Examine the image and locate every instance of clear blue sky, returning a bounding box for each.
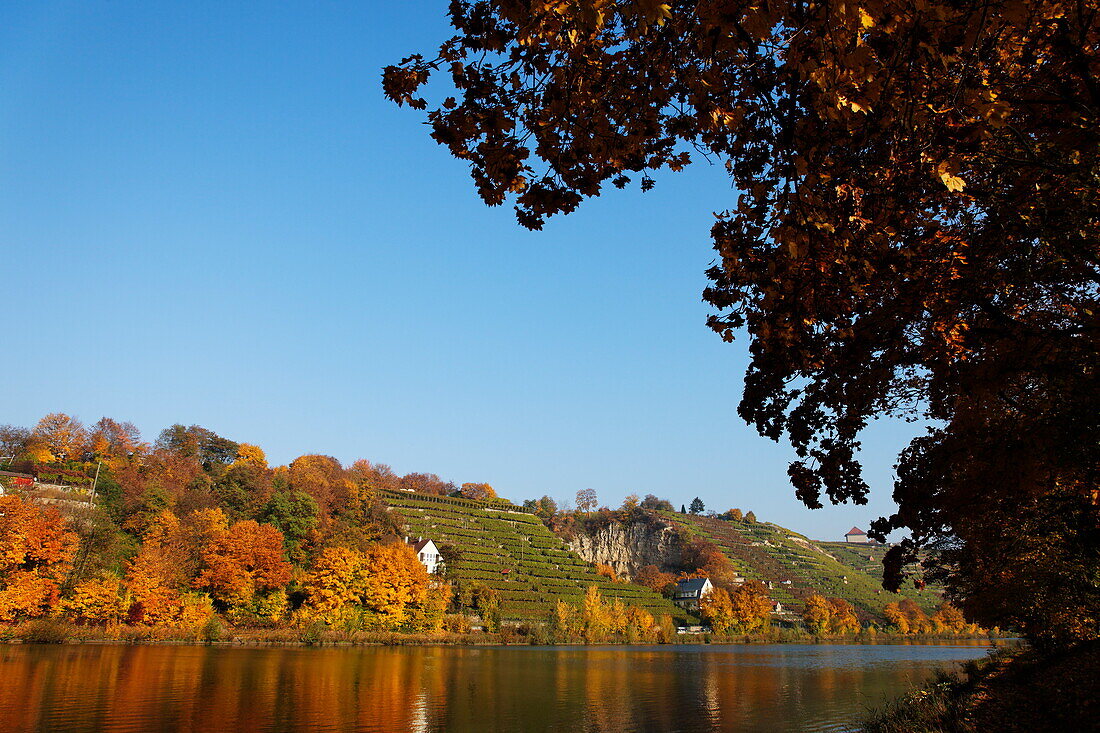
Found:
[2,1,920,540]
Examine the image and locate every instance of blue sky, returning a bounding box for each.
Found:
[2,1,920,540]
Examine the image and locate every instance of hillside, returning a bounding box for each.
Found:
[659,511,943,623]
[379,490,693,624]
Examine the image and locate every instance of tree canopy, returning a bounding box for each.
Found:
[385,0,1100,647]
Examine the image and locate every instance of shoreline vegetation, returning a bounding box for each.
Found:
[862,642,1099,732]
[2,617,1010,648]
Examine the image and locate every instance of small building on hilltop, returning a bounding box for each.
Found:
[672,577,713,611]
[844,527,869,544]
[406,537,443,574]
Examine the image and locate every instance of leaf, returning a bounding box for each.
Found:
[936,162,966,192]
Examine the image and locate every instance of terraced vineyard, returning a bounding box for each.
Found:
[381,490,692,623]
[661,512,943,623]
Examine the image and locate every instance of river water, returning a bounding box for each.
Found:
[0,642,994,732]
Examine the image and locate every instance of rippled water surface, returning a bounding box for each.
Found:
[0,642,995,732]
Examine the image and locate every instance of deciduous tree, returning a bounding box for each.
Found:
[0,496,78,621]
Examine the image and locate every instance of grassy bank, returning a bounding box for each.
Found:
[0,618,1006,648]
[861,641,1100,732]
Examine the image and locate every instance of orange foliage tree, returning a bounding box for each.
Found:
[194,519,291,621]
[633,565,676,595]
[728,580,772,633]
[63,576,126,625]
[124,511,212,628]
[0,496,78,622]
[288,455,356,520]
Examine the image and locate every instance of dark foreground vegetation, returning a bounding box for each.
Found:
[863,643,1100,732]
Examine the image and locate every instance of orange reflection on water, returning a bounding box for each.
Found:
[0,643,991,732]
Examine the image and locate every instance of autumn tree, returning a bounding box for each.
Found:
[359,542,430,626]
[298,546,366,625]
[640,495,673,512]
[124,511,212,627]
[288,455,356,520]
[401,472,451,496]
[826,597,861,634]
[0,424,30,459]
[728,580,772,633]
[700,587,736,634]
[63,576,126,625]
[581,584,611,642]
[932,601,967,634]
[883,602,911,635]
[522,495,558,517]
[387,0,1100,650]
[0,496,79,621]
[28,413,86,463]
[634,564,676,595]
[595,563,618,582]
[86,418,145,464]
[802,594,833,636]
[575,488,598,514]
[726,509,743,522]
[193,519,291,621]
[459,482,496,501]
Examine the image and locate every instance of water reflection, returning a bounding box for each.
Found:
[0,643,994,732]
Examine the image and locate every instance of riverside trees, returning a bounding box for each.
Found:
[385,0,1100,649]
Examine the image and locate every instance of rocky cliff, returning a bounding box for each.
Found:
[568,519,685,578]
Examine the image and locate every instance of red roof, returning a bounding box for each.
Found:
[408,538,432,552]
[845,527,866,536]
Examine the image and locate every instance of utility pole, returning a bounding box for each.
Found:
[89,460,102,502]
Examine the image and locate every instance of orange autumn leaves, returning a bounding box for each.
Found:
[699,581,772,635]
[0,498,430,630]
[0,496,78,621]
[297,543,430,626]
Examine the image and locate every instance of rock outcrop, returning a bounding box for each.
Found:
[567,519,685,578]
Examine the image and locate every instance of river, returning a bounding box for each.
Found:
[0,642,995,732]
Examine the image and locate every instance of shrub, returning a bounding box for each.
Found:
[21,617,73,644]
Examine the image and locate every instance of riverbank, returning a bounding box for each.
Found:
[861,641,1100,732]
[1,618,1009,647]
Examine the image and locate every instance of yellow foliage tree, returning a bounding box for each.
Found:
[729,580,772,633]
[64,576,126,625]
[932,601,967,633]
[700,587,736,634]
[802,594,832,635]
[582,585,611,642]
[883,602,911,634]
[358,542,429,626]
[826,597,861,634]
[298,547,365,625]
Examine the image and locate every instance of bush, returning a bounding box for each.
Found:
[202,615,227,643]
[21,618,73,644]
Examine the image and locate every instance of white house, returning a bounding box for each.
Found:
[406,537,443,574]
[844,527,869,544]
[672,577,714,611]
